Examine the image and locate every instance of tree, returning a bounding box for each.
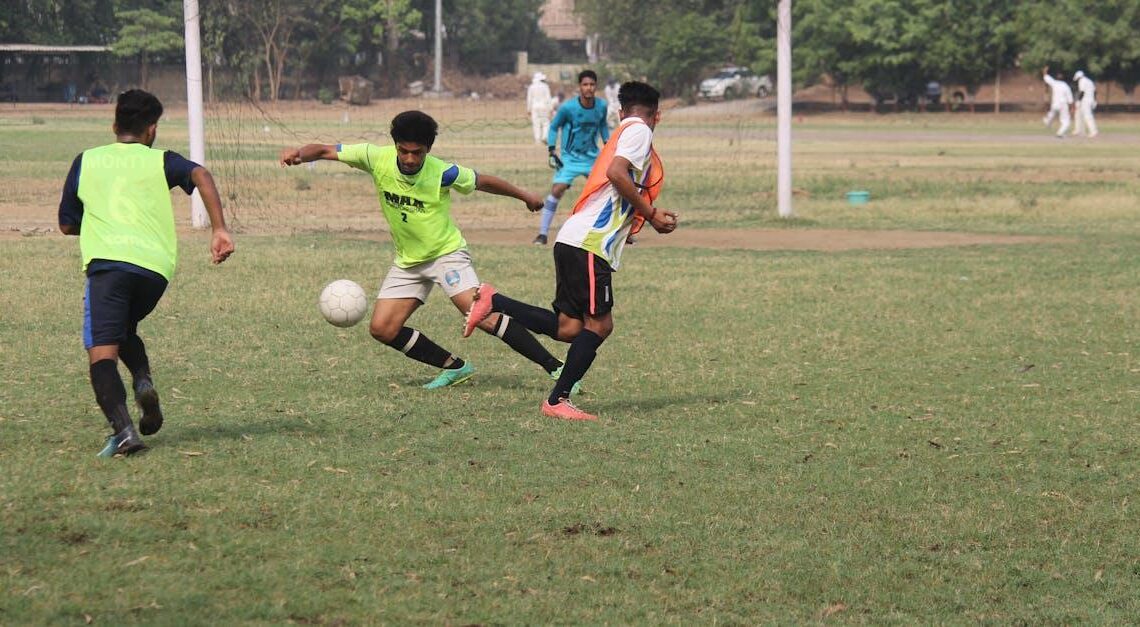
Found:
[112,7,183,89]
[648,13,727,97]
[343,0,422,96]
[441,0,546,75]
[1,0,118,44]
[1018,0,1140,106]
[794,0,862,108]
[923,0,1018,111]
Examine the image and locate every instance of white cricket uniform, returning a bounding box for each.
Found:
[1073,75,1098,137]
[1042,74,1074,136]
[526,80,553,144]
[555,118,653,270]
[604,83,620,129]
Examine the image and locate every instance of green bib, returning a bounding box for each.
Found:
[338,144,476,268]
[77,143,177,279]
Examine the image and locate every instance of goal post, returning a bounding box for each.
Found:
[184,0,208,228]
[777,0,794,218]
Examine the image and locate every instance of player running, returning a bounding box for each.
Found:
[532,69,610,246]
[58,89,236,457]
[465,82,678,421]
[280,111,574,390]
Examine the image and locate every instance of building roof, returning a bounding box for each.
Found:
[539,0,586,41]
[0,44,111,53]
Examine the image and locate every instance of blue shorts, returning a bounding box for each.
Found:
[552,156,594,186]
[83,267,167,349]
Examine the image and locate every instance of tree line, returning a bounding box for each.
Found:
[4,0,1139,102]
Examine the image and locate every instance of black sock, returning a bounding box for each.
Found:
[119,334,151,390]
[549,330,604,404]
[491,293,559,339]
[90,359,133,433]
[492,315,562,373]
[383,326,462,369]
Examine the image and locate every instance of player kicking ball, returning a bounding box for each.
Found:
[280,111,576,390]
[464,82,677,421]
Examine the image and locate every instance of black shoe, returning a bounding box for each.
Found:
[135,379,164,436]
[97,425,146,458]
[532,234,548,245]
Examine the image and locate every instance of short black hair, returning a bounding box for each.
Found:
[578,70,598,84]
[390,110,438,149]
[618,81,660,114]
[115,89,163,135]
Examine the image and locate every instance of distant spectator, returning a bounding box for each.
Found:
[1041,66,1074,138]
[604,78,620,128]
[925,81,942,107]
[526,72,553,144]
[1071,70,1098,138]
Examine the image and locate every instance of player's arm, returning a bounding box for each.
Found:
[279,144,338,166]
[58,154,83,235]
[475,174,544,212]
[166,151,234,264]
[606,156,676,234]
[190,166,235,264]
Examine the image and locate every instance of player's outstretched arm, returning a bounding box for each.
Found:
[606,156,677,234]
[475,174,544,212]
[190,166,235,264]
[279,144,338,167]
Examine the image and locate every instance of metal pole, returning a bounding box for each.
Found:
[184,0,208,227]
[433,0,442,93]
[776,0,794,218]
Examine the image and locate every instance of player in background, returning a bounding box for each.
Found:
[1071,70,1098,138]
[465,81,678,421]
[1042,66,1074,138]
[603,78,620,129]
[526,72,553,144]
[532,69,610,246]
[58,89,235,457]
[280,111,577,391]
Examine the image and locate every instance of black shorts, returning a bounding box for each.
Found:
[83,268,168,349]
[552,242,613,318]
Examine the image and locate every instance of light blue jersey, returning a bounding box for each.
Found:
[547,97,610,163]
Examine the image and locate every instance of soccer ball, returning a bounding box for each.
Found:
[318,279,368,328]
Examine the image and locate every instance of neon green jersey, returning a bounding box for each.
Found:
[337,143,476,268]
[77,143,177,279]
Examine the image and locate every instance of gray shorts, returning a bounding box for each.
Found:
[377,249,479,302]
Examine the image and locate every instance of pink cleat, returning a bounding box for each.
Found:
[541,398,598,421]
[463,283,497,338]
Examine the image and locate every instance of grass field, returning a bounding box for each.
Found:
[1,101,1138,623]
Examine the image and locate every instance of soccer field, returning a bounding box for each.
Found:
[1,102,1138,622]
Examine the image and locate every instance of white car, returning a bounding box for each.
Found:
[698,67,773,99]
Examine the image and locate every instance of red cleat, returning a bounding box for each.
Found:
[463,283,497,338]
[541,398,598,421]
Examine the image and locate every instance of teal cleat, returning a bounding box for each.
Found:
[550,365,583,396]
[423,362,476,389]
[96,426,146,458]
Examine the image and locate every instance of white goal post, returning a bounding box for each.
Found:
[184,0,208,228]
[777,0,794,218]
